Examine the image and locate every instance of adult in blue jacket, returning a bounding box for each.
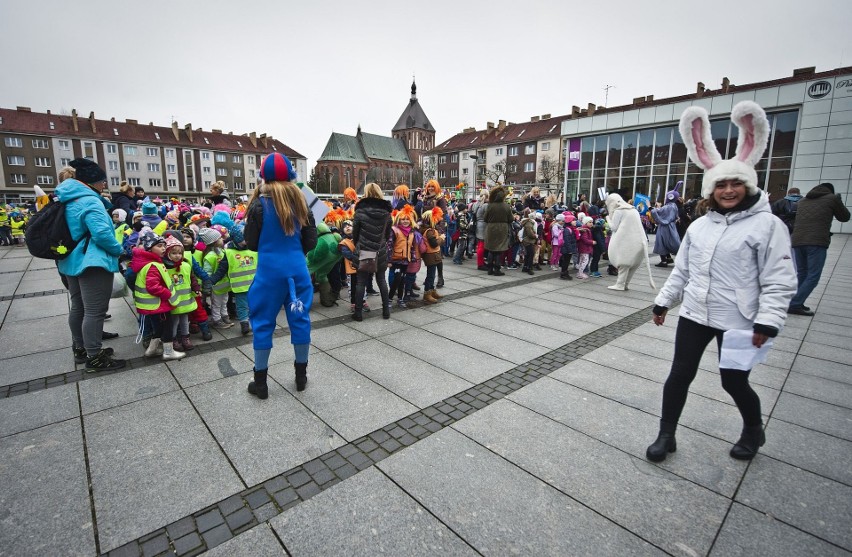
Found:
[56,159,125,372]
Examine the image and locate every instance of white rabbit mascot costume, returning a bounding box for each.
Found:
[605,193,655,291]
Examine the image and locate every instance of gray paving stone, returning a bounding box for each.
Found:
[14,276,65,294]
[0,314,73,358]
[452,294,500,310]
[0,346,75,386]
[814,300,852,317]
[204,523,285,557]
[309,323,371,350]
[797,341,852,367]
[453,400,729,556]
[386,306,449,326]
[344,315,414,337]
[763,418,852,485]
[507,377,748,497]
[381,328,516,384]
[1,248,31,258]
[0,257,29,272]
[453,309,574,348]
[736,456,852,550]
[420,318,549,364]
[0,419,95,556]
[791,354,852,385]
[0,300,9,324]
[481,301,597,336]
[525,294,632,324]
[79,363,178,415]
[802,329,852,350]
[772,392,852,442]
[783,372,852,409]
[712,502,848,556]
[167,347,254,389]
[378,428,663,556]
[85,391,244,552]
[0,383,78,437]
[186,373,345,485]
[267,352,416,441]
[801,319,852,339]
[422,300,480,318]
[25,258,59,270]
[5,293,68,321]
[272,467,476,556]
[22,268,66,282]
[235,342,318,369]
[812,312,852,328]
[327,339,473,408]
[479,288,527,303]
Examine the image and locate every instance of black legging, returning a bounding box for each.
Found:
[355,265,390,310]
[661,317,762,427]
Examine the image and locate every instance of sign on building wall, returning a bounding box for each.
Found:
[567,138,581,172]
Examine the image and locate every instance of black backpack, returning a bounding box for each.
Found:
[25,200,89,260]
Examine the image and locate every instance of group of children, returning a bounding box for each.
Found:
[119,206,257,361]
[0,206,28,246]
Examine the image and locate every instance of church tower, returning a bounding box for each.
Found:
[392,79,435,168]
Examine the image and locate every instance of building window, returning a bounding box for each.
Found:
[203,166,211,174]
[439,155,447,164]
[233,182,244,191]
[110,177,120,186]
[462,153,468,160]
[232,155,242,163]
[246,155,254,164]
[49,122,55,130]
[508,146,519,156]
[524,162,535,173]
[126,162,139,171]
[147,163,160,172]
[60,157,70,166]
[58,140,70,150]
[128,177,140,186]
[168,179,177,189]
[249,169,255,178]
[148,178,161,188]
[463,168,469,175]
[165,148,175,158]
[124,145,138,156]
[451,154,458,163]
[233,169,242,177]
[10,173,27,184]
[451,169,458,178]
[106,144,117,154]
[146,147,158,157]
[4,137,22,148]
[34,157,51,167]
[202,152,211,160]
[83,142,94,158]
[438,170,446,178]
[541,142,550,151]
[217,168,227,176]
[7,155,25,166]
[32,139,49,149]
[249,182,255,189]
[509,164,518,173]
[215,153,226,162]
[525,145,535,155]
[495,147,504,156]
[167,164,176,174]
[204,180,212,188]
[37,175,54,185]
[108,161,119,171]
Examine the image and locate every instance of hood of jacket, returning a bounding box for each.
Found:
[130,247,165,273]
[55,178,100,203]
[354,196,392,216]
[805,184,834,199]
[784,193,803,202]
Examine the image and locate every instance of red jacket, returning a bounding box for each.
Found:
[577,227,594,255]
[130,247,173,315]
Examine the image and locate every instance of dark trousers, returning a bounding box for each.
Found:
[661,317,762,427]
[521,244,535,271]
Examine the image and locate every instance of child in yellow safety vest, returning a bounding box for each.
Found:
[209,223,256,336]
[200,228,230,329]
[10,212,26,245]
[128,232,186,361]
[163,235,199,353]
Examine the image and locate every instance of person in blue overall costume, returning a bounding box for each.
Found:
[243,153,317,398]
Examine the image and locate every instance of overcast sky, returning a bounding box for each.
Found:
[1,0,850,173]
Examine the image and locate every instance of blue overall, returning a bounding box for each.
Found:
[248,198,313,349]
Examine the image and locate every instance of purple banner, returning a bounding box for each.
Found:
[567,138,581,172]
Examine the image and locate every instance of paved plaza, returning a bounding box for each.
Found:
[0,237,850,557]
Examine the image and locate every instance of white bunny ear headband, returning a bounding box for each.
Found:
[679,101,770,199]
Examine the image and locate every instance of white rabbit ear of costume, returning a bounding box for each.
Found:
[731,101,770,167]
[679,107,722,170]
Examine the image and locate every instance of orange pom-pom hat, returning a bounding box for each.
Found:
[393,204,417,225]
[343,187,358,202]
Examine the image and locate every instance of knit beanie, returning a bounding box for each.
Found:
[142,202,157,216]
[229,223,245,246]
[69,158,106,185]
[164,235,183,254]
[259,152,297,182]
[197,227,222,246]
[112,208,127,222]
[141,232,165,251]
[133,211,143,221]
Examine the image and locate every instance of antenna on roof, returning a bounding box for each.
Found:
[603,84,615,106]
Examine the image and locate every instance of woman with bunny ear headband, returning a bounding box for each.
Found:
[647,101,797,463]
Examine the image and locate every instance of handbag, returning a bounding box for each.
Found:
[358,250,377,273]
[422,250,442,266]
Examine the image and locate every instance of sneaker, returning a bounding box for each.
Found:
[86,349,126,372]
[240,321,253,335]
[222,316,233,325]
[101,331,119,340]
[74,346,113,364]
[366,290,380,296]
[362,302,371,312]
[590,272,603,278]
[211,320,233,329]
[397,300,407,308]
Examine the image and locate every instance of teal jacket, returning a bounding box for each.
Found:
[55,179,122,277]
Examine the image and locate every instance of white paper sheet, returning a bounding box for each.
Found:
[719,329,773,371]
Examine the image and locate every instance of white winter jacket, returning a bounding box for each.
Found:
[654,193,796,332]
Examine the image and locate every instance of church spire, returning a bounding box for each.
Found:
[411,77,417,101]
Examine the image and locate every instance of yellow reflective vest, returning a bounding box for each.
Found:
[205,250,230,295]
[133,262,178,312]
[224,248,257,293]
[166,260,198,315]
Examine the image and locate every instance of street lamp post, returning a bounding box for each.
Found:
[469,154,478,202]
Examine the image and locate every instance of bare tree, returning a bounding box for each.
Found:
[538,154,563,186]
[481,158,506,187]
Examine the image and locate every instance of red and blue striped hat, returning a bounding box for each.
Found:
[259,152,297,182]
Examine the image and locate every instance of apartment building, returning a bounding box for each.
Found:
[0,107,306,202]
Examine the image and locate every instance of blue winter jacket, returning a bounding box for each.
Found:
[54,179,122,277]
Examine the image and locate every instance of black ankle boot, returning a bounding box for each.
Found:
[248,368,268,399]
[382,303,391,319]
[352,306,363,322]
[294,362,308,392]
[646,421,677,462]
[730,424,765,460]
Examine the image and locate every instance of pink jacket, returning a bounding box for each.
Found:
[577,227,594,255]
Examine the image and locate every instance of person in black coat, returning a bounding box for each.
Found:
[352,182,393,319]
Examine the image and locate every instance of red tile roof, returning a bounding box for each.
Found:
[0,107,305,159]
[432,115,566,154]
